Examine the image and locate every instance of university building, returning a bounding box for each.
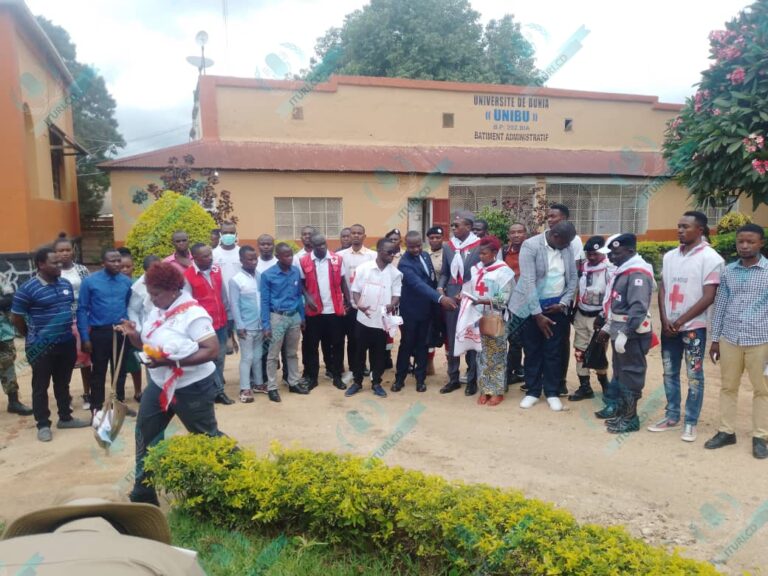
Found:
[0,0,85,286]
[105,73,767,248]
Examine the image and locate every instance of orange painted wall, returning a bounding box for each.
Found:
[0,8,80,254]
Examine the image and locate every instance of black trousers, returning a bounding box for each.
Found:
[343,308,361,371]
[303,314,344,380]
[130,373,223,503]
[611,333,652,398]
[396,317,430,384]
[353,322,387,386]
[89,326,127,411]
[521,311,568,398]
[30,339,76,429]
[559,321,571,386]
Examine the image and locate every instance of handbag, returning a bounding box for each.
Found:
[583,329,609,370]
[479,306,506,338]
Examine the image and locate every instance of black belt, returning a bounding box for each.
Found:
[91,324,116,330]
[577,308,601,318]
[273,310,298,317]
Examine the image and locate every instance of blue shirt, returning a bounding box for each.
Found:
[229,269,261,331]
[11,275,75,357]
[77,270,133,343]
[260,265,305,330]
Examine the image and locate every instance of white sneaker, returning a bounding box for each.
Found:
[681,424,697,442]
[547,397,564,412]
[519,395,539,409]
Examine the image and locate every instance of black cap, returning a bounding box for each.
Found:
[585,235,605,252]
[426,226,444,236]
[609,233,637,249]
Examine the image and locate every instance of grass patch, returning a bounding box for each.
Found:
[169,510,424,575]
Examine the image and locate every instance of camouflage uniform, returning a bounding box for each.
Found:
[1,271,19,396]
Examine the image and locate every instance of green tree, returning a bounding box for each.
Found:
[662,0,768,210]
[126,191,216,271]
[36,17,125,220]
[310,0,541,85]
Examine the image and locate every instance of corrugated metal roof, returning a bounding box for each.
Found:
[100,140,669,177]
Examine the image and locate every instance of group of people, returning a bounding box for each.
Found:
[2,204,767,505]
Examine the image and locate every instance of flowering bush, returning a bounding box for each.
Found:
[663,0,768,210]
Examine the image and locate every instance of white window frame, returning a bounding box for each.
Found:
[274,197,343,240]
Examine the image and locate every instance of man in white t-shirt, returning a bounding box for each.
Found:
[337,224,376,375]
[649,211,724,442]
[212,221,241,357]
[345,238,402,398]
[292,226,316,268]
[546,203,584,397]
[256,234,278,274]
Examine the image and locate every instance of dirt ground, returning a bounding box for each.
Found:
[1,302,766,574]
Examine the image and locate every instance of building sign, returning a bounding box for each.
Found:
[473,94,550,142]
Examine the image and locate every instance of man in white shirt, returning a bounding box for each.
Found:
[256,234,278,274]
[298,234,351,391]
[292,226,316,268]
[337,224,376,376]
[546,203,584,397]
[649,211,724,442]
[212,221,241,357]
[346,238,402,398]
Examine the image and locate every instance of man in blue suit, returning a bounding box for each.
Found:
[393,231,457,392]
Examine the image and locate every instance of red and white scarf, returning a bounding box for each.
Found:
[449,232,481,284]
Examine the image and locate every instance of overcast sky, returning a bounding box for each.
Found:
[26,0,752,158]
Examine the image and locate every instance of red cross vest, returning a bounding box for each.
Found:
[183,265,227,330]
[300,252,345,317]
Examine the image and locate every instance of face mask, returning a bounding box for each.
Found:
[220,233,237,246]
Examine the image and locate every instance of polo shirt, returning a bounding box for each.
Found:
[12,274,75,351]
[351,259,402,330]
[661,242,724,330]
[256,257,277,274]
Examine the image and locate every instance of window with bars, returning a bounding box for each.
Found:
[275,197,342,240]
[449,181,535,213]
[545,181,650,235]
[697,197,739,225]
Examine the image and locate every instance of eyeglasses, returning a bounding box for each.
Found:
[450,223,459,228]
[385,249,399,256]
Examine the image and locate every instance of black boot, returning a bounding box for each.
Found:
[607,396,640,434]
[597,374,609,395]
[568,375,594,401]
[7,392,33,416]
[464,380,477,396]
[594,374,616,418]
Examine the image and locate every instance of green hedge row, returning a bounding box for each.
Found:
[145,436,717,575]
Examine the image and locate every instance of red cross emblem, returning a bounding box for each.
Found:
[669,283,685,311]
[476,281,489,296]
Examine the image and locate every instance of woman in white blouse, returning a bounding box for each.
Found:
[116,261,224,506]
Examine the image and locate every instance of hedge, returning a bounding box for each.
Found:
[126,191,216,273]
[144,435,717,575]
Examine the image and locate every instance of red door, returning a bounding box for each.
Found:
[431,199,450,231]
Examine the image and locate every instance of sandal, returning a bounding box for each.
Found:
[488,395,504,406]
[477,394,490,405]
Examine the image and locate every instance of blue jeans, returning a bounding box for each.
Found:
[238,330,264,391]
[661,328,706,425]
[214,326,228,393]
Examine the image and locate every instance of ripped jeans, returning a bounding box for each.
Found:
[661,328,706,425]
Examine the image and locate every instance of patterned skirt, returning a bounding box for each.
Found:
[478,334,507,396]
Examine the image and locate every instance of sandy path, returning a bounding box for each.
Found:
[1,306,766,574]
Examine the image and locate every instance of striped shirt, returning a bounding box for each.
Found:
[11,274,75,352]
[711,256,768,346]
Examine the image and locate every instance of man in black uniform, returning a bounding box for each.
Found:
[597,234,655,434]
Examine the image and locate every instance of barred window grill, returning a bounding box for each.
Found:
[275,197,343,240]
[545,181,649,235]
[697,196,739,225]
[449,183,534,213]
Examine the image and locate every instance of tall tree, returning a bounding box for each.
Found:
[310,0,541,86]
[662,0,768,210]
[36,17,125,220]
